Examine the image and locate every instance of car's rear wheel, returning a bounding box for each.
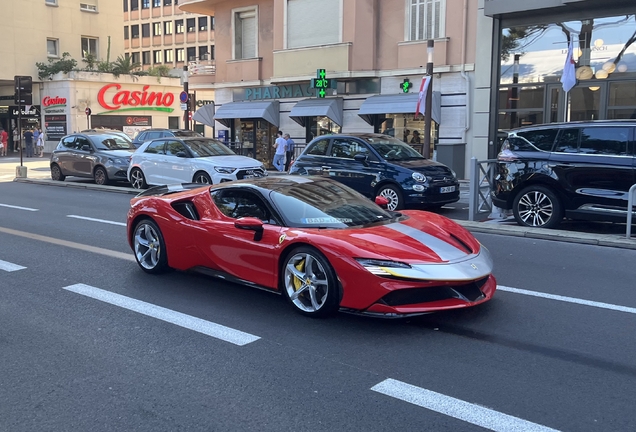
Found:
[133,219,169,274]
[94,166,109,185]
[51,164,65,181]
[282,246,340,317]
[513,185,563,229]
[377,184,403,211]
[130,168,148,189]
[193,171,212,185]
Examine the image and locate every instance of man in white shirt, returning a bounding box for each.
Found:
[273,131,287,172]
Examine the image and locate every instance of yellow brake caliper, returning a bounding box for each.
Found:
[293,259,305,291]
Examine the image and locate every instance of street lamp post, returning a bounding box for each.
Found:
[423,39,434,159]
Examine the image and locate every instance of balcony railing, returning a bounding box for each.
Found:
[188,59,216,76]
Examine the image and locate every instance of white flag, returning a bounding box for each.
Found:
[415,76,431,119]
[561,39,576,93]
[25,105,32,113]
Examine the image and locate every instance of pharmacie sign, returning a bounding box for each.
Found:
[234,83,317,101]
[97,84,175,113]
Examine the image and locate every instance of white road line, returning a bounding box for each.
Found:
[63,283,261,346]
[371,379,559,432]
[0,203,38,211]
[498,285,636,315]
[0,259,26,272]
[67,215,127,226]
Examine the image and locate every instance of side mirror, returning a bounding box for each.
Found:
[353,153,369,166]
[234,217,264,241]
[375,196,389,209]
[176,151,188,158]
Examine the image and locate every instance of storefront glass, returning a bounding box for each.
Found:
[379,113,437,157]
[234,119,277,166]
[306,116,341,141]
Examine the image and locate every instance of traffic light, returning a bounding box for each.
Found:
[14,76,33,105]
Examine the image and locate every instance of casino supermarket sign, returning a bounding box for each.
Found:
[97,84,175,113]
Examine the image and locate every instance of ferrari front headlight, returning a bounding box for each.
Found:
[355,258,411,276]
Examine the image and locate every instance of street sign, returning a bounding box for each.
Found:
[401,79,413,93]
[85,107,92,116]
[181,103,188,111]
[179,91,189,104]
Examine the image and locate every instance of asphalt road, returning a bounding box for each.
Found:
[1,181,636,431]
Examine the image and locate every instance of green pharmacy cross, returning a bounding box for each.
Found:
[311,69,337,98]
[401,79,412,93]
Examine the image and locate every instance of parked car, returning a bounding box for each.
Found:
[128,137,267,189]
[131,128,202,148]
[492,120,636,229]
[50,132,136,185]
[289,133,459,211]
[127,177,496,317]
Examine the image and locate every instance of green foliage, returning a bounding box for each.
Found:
[147,65,171,82]
[82,53,97,71]
[35,52,78,80]
[110,55,141,78]
[97,61,112,73]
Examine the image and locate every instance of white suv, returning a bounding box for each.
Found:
[128,137,267,189]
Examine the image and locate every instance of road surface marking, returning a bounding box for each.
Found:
[0,203,38,211]
[0,226,135,262]
[0,259,26,272]
[63,283,260,346]
[67,215,127,226]
[498,285,636,315]
[371,379,559,432]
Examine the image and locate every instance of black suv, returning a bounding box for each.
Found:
[493,121,636,229]
[132,129,202,148]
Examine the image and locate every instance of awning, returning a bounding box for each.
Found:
[289,97,344,127]
[358,92,441,125]
[213,100,280,128]
[192,103,216,127]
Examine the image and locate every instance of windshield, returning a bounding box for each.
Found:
[365,136,424,161]
[173,130,202,137]
[184,139,236,157]
[269,178,394,228]
[91,134,135,150]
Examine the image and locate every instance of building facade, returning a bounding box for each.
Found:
[179,0,478,177]
[475,0,636,158]
[0,0,125,147]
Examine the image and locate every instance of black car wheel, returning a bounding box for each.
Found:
[133,219,169,274]
[94,166,109,185]
[281,246,340,317]
[193,171,212,184]
[130,168,148,189]
[51,164,65,181]
[377,184,404,211]
[513,185,563,229]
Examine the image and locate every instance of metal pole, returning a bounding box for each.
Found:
[468,157,477,221]
[183,65,190,131]
[423,39,434,159]
[18,84,23,167]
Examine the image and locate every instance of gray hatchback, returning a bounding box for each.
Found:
[50,132,136,185]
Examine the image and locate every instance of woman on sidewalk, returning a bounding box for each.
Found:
[36,129,45,157]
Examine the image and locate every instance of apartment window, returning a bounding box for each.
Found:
[153,22,162,36]
[123,0,128,12]
[187,18,196,32]
[124,26,129,40]
[153,0,161,6]
[198,46,209,60]
[176,48,184,62]
[233,8,257,59]
[165,49,174,63]
[409,0,445,41]
[142,51,151,65]
[199,17,208,31]
[187,47,196,61]
[176,20,184,34]
[131,24,139,38]
[210,45,215,60]
[287,0,339,49]
[164,21,173,35]
[45,0,58,5]
[153,50,163,64]
[47,38,59,57]
[131,52,141,64]
[81,37,98,58]
[142,23,150,37]
[80,3,98,12]
[164,0,171,5]
[211,16,215,30]
[142,0,150,9]
[131,0,138,10]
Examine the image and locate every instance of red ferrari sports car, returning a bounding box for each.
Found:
[127,176,496,317]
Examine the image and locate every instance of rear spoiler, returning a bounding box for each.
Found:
[135,183,208,198]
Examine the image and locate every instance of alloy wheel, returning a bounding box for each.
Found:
[194,173,211,184]
[94,168,107,185]
[517,190,554,227]
[130,169,146,189]
[283,252,330,313]
[134,223,162,270]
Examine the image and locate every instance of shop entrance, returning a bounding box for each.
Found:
[546,83,605,123]
[377,113,437,157]
[305,116,341,142]
[233,119,277,167]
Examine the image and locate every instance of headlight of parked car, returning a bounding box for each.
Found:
[214,166,237,174]
[412,172,428,183]
[355,258,411,276]
[108,157,129,165]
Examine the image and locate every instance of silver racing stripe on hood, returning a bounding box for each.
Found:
[384,223,468,262]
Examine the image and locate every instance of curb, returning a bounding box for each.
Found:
[13,177,139,195]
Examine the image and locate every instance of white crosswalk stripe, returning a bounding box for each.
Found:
[0,259,27,272]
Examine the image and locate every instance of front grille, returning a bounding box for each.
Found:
[379,277,488,306]
[236,168,266,180]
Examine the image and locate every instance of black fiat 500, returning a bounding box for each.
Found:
[289,133,459,211]
[493,120,636,229]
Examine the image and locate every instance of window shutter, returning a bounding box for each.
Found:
[287,0,340,49]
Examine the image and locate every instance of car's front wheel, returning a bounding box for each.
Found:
[513,185,563,229]
[282,247,340,317]
[129,168,148,189]
[133,219,169,274]
[377,184,404,211]
[51,164,65,181]
[193,171,212,184]
[94,166,109,185]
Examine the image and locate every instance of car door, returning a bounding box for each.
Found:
[162,140,192,183]
[139,140,167,185]
[550,126,635,210]
[326,138,379,197]
[296,138,332,176]
[72,136,97,177]
[200,188,283,288]
[56,136,78,174]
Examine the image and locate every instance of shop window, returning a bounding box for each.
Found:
[124,26,129,40]
[176,48,184,62]
[287,0,340,49]
[81,36,98,58]
[142,51,151,65]
[153,50,162,64]
[165,49,174,63]
[153,22,162,36]
[308,117,341,142]
[409,0,445,41]
[199,17,208,31]
[131,0,138,10]
[233,7,257,59]
[164,21,173,35]
[142,23,150,38]
[187,18,196,32]
[176,19,184,34]
[47,38,59,57]
[608,81,636,120]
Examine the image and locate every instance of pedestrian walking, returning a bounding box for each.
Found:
[273,131,287,172]
[284,133,295,172]
[23,128,34,158]
[0,128,7,157]
[12,127,20,152]
[33,127,41,156]
[36,129,45,157]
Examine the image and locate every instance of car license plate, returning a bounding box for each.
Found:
[440,186,456,193]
